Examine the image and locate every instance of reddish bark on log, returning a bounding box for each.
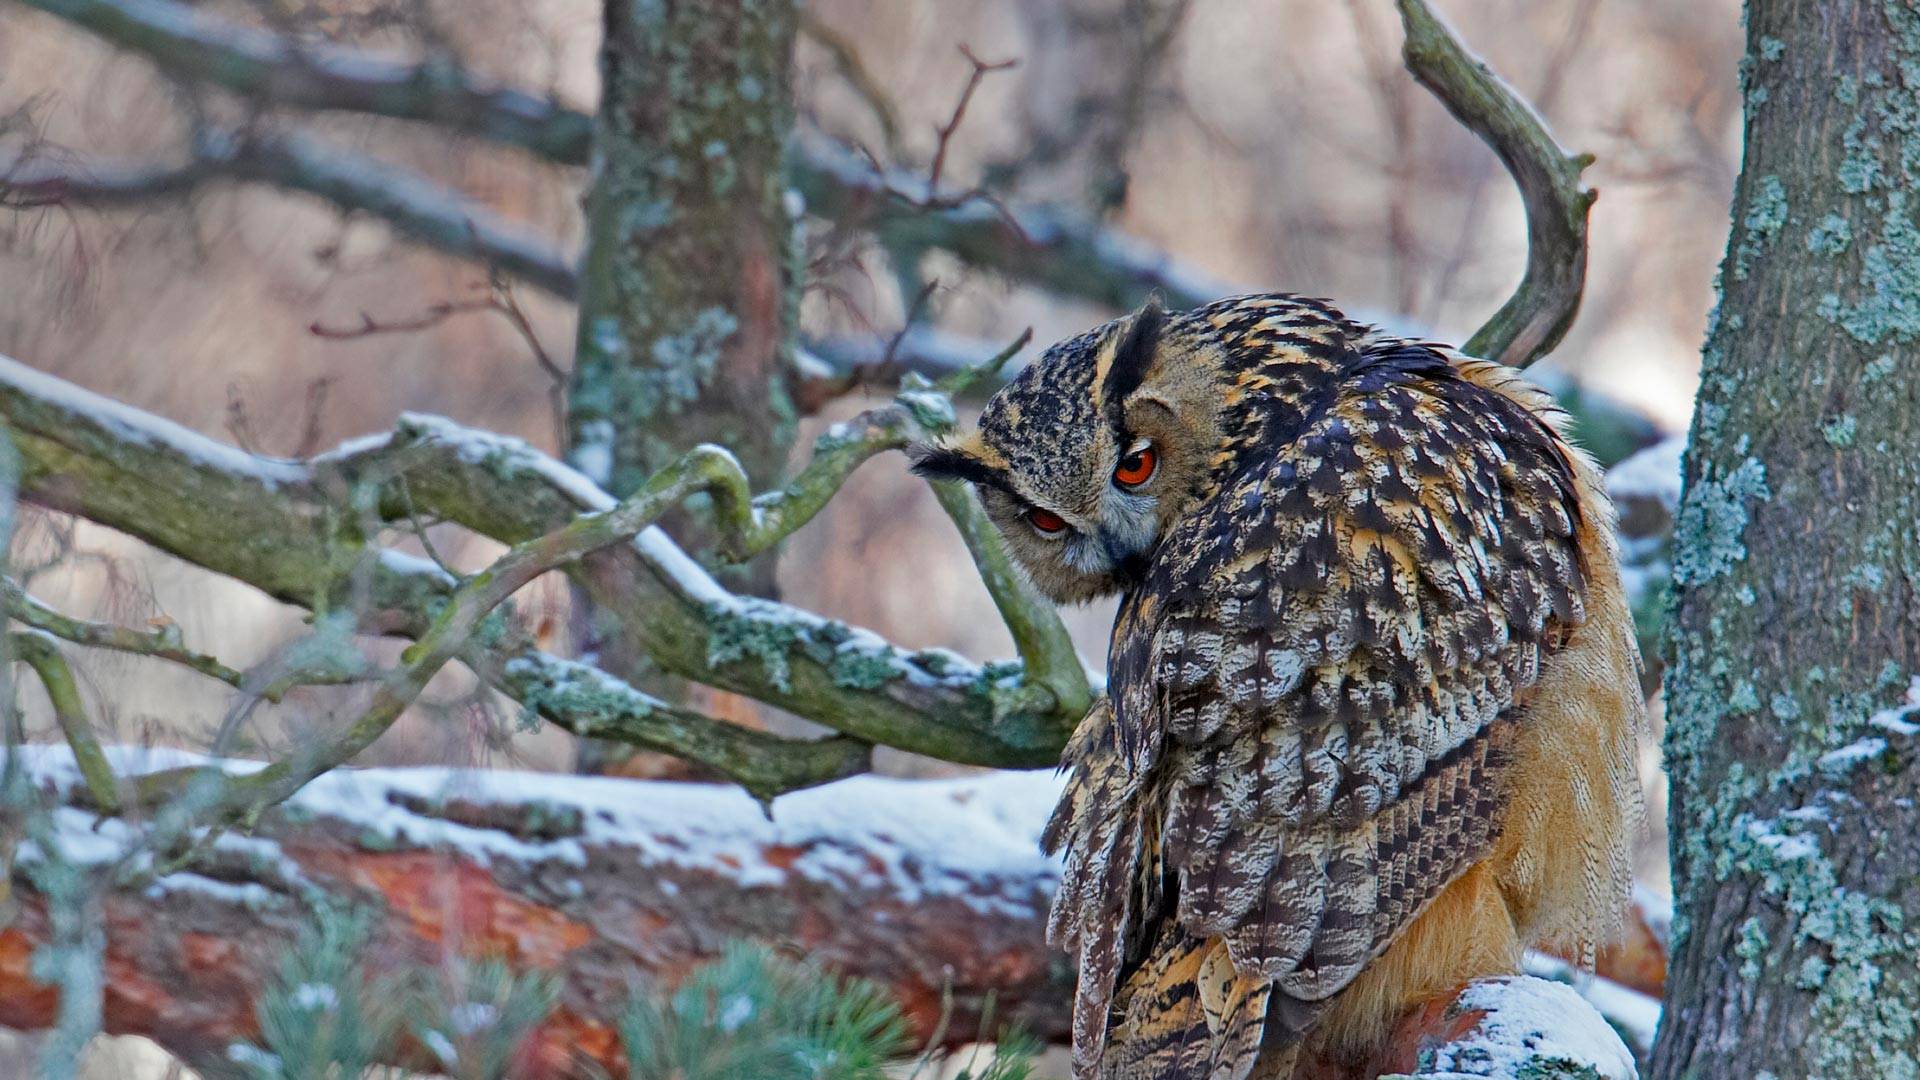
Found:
[0,747,1663,1076]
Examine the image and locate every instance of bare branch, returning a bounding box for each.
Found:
[1397,0,1596,369]
[797,325,1039,413]
[4,577,250,694]
[14,0,1241,315]
[129,436,885,821]
[312,279,570,440]
[15,0,593,163]
[3,129,580,297]
[926,46,1020,197]
[799,10,905,159]
[795,136,1234,313]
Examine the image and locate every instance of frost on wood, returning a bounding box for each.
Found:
[1383,976,1639,1080]
[0,745,1069,1074]
[2,744,1668,1076]
[0,353,1078,771]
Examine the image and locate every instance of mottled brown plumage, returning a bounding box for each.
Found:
[913,293,1643,1078]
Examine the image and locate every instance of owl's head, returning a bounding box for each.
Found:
[910,300,1231,604]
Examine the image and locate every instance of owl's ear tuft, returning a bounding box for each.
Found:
[1104,296,1167,419]
[908,442,1004,489]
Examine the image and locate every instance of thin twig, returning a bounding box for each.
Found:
[927,46,1019,196]
[4,128,580,298]
[5,580,239,692]
[311,278,568,439]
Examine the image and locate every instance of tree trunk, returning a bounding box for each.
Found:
[570,0,800,536]
[1651,3,1920,1076]
[568,1,803,774]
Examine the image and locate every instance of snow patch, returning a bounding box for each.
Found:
[4,744,1065,920]
[1418,975,1638,1079]
[0,355,309,487]
[1605,435,1686,513]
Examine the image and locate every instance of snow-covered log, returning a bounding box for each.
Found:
[0,746,1070,1074]
[1,746,1665,1076]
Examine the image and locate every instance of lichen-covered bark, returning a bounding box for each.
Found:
[566,1,803,772]
[1651,4,1920,1076]
[571,0,799,520]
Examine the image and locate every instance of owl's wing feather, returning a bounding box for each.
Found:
[1049,344,1590,1078]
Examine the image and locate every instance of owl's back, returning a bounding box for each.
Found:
[1044,311,1643,1078]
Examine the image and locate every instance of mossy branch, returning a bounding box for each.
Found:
[905,331,1095,726]
[128,442,879,820]
[9,631,119,811]
[0,353,1077,781]
[1397,0,1596,369]
[3,577,276,697]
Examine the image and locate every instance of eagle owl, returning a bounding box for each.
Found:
[912,294,1644,1078]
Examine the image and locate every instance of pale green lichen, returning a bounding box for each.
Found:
[1838,115,1885,194]
[1806,213,1853,255]
[1818,192,1920,343]
[504,653,656,739]
[1736,916,1769,981]
[702,602,970,697]
[1671,456,1772,586]
[704,602,808,692]
[1733,175,1789,280]
[1821,414,1859,447]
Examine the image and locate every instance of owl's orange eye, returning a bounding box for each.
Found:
[1113,443,1158,488]
[1026,507,1068,535]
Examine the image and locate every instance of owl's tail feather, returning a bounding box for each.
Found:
[1098,927,1277,1080]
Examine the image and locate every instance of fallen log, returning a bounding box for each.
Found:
[0,746,1665,1076]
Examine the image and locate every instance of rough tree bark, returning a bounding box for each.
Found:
[1651,3,1920,1076]
[567,0,804,775]
[571,0,799,559]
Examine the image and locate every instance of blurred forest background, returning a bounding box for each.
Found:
[0,0,1740,1072]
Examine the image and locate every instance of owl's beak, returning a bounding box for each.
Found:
[1096,525,1157,584]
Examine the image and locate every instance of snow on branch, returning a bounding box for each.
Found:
[0,353,1081,785]
[0,744,1069,1074]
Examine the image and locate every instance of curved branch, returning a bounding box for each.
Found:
[9,632,119,810]
[1397,0,1596,369]
[4,578,250,693]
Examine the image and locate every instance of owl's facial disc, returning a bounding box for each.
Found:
[907,299,1213,605]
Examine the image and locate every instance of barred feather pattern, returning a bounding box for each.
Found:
[1045,296,1594,1080]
